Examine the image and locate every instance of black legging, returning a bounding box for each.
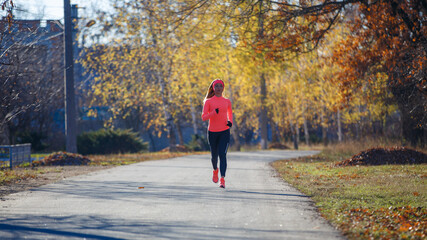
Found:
[208,129,230,177]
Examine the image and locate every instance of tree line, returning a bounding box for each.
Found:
[81,0,425,149]
[0,17,64,149]
[1,0,425,150]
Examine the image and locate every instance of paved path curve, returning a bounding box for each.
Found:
[0,150,344,239]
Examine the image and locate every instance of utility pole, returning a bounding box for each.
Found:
[258,0,268,150]
[64,0,77,153]
[71,4,81,113]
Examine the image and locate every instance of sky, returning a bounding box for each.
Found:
[13,0,110,21]
[11,0,112,45]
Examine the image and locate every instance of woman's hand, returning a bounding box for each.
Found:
[227,121,232,128]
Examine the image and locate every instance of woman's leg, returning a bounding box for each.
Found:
[218,129,230,177]
[208,131,219,170]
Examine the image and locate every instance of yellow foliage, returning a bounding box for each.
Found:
[79,0,398,143]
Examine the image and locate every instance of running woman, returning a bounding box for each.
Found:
[201,79,233,188]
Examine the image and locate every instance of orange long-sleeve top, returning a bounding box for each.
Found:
[202,95,233,132]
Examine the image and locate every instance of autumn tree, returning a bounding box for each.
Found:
[179,0,426,147]
[171,10,242,145]
[78,0,422,150]
[332,1,426,146]
[83,0,218,151]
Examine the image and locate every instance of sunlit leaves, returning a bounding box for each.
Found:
[79,0,424,146]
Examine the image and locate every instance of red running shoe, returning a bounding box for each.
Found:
[219,177,225,188]
[212,169,219,183]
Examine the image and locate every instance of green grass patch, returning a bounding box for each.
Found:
[272,156,427,239]
[31,153,50,161]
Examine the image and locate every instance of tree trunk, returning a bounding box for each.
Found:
[190,100,198,136]
[320,109,328,146]
[230,123,241,151]
[158,75,176,152]
[165,111,177,152]
[225,77,241,151]
[147,5,176,152]
[167,120,177,152]
[260,72,268,149]
[0,123,9,145]
[355,122,360,140]
[289,120,298,150]
[258,0,268,150]
[294,123,299,150]
[176,122,184,145]
[303,114,310,146]
[357,105,362,140]
[391,82,426,148]
[8,123,15,145]
[271,120,279,143]
[287,104,298,150]
[337,109,343,142]
[148,132,156,152]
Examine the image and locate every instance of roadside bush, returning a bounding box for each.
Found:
[15,131,48,152]
[186,134,209,151]
[77,129,148,155]
[268,142,290,149]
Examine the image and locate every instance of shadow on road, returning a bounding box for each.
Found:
[29,179,312,205]
[0,214,338,240]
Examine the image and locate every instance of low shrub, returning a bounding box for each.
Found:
[160,145,191,152]
[186,134,209,151]
[268,142,290,149]
[15,131,49,152]
[77,129,148,155]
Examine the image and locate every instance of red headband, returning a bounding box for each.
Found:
[212,79,224,88]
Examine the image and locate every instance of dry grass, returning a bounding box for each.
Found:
[88,151,206,166]
[321,138,426,158]
[0,167,59,185]
[1,151,203,186]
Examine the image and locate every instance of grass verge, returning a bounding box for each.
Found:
[1,151,203,185]
[88,152,205,166]
[271,149,426,239]
[0,169,38,185]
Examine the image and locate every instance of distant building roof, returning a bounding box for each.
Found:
[1,18,63,48]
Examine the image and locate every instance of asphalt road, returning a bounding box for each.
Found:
[0,150,344,240]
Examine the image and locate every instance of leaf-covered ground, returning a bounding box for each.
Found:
[272,149,427,240]
[32,152,91,166]
[341,206,426,239]
[336,147,427,166]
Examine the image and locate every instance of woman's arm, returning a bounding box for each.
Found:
[201,101,215,121]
